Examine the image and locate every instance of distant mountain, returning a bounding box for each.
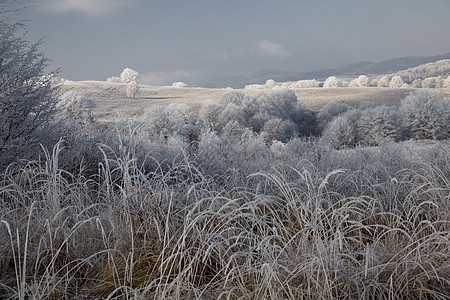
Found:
[207,52,450,88]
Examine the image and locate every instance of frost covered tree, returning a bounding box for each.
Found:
[357,106,402,145]
[142,104,203,144]
[377,76,390,88]
[120,68,139,83]
[389,75,404,88]
[399,90,449,140]
[349,75,369,88]
[317,101,352,133]
[126,81,139,98]
[321,110,360,149]
[262,118,297,142]
[323,76,342,88]
[0,2,58,166]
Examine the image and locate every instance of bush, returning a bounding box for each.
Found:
[349,75,369,87]
[377,76,390,87]
[0,2,58,167]
[389,75,404,88]
[399,90,449,140]
[317,101,352,133]
[142,104,203,143]
[172,82,187,88]
[262,118,297,142]
[321,110,360,149]
[323,76,342,88]
[357,105,403,145]
[58,91,94,119]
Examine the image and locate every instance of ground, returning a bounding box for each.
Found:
[60,80,450,121]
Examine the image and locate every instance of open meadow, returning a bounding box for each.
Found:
[1,80,449,299]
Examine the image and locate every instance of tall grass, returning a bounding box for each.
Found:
[0,139,449,299]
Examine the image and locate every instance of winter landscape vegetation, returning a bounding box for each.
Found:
[1,0,450,299]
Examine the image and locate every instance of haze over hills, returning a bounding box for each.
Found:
[207,52,450,88]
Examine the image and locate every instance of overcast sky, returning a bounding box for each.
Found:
[20,0,450,86]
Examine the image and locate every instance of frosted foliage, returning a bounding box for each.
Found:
[0,5,57,166]
[199,100,225,127]
[289,79,320,88]
[317,101,351,131]
[198,122,268,173]
[126,81,139,98]
[265,79,276,89]
[389,75,404,88]
[377,76,390,87]
[263,118,297,142]
[107,76,121,83]
[323,76,342,88]
[357,106,402,145]
[142,104,203,142]
[172,82,187,88]
[321,111,359,149]
[58,91,93,118]
[399,90,449,140]
[444,76,450,88]
[120,68,139,83]
[349,75,369,87]
[411,79,423,88]
[218,104,248,129]
[422,77,444,89]
[394,59,450,83]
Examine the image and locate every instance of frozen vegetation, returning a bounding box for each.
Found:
[1,2,450,299]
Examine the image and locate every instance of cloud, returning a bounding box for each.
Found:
[204,40,289,61]
[141,70,202,86]
[39,0,133,16]
[257,40,289,58]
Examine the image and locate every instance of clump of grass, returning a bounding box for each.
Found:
[0,139,449,299]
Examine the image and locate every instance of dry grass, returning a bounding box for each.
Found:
[0,140,449,299]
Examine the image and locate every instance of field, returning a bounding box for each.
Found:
[60,81,450,120]
[1,83,449,299]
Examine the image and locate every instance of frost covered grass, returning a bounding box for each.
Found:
[0,136,449,299]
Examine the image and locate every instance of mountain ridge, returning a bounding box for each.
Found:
[206,52,450,88]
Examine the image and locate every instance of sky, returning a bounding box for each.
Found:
[17,0,450,86]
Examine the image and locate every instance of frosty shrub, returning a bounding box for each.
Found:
[126,81,139,98]
[289,79,320,88]
[263,118,297,142]
[58,91,93,119]
[244,84,265,90]
[258,89,316,136]
[199,100,225,128]
[422,76,444,89]
[217,104,248,129]
[349,75,369,87]
[357,105,402,145]
[172,81,187,88]
[443,76,450,88]
[317,101,352,133]
[410,79,423,88]
[321,110,360,149]
[399,90,450,140]
[377,76,390,87]
[389,75,404,88]
[142,103,203,143]
[323,76,342,88]
[0,3,58,167]
[265,79,276,89]
[106,76,121,83]
[120,68,139,83]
